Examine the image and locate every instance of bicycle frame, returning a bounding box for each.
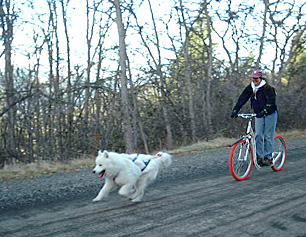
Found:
[232,114,262,170]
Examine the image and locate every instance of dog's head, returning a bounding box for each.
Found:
[92,150,110,179]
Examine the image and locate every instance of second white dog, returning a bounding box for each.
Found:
[126,151,172,202]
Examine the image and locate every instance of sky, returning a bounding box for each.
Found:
[10,0,189,81]
[3,0,306,82]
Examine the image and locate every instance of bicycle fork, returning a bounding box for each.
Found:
[272,151,282,164]
[250,133,262,169]
[237,140,251,162]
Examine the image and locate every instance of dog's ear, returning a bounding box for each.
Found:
[103,150,109,158]
[98,150,102,156]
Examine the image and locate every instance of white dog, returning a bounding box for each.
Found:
[92,150,172,202]
[92,150,141,202]
[125,151,172,202]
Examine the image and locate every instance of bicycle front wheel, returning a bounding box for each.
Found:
[271,135,287,171]
[229,140,253,181]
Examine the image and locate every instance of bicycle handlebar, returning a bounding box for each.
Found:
[237,113,257,119]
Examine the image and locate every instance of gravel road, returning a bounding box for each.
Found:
[1,136,306,236]
[0,143,228,213]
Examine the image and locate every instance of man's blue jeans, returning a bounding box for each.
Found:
[255,111,278,159]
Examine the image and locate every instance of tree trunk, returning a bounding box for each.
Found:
[179,0,197,143]
[113,0,134,153]
[183,37,197,143]
[1,0,16,160]
[51,1,64,160]
[256,0,268,68]
[203,0,213,137]
[61,0,73,158]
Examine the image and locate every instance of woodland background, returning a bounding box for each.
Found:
[0,0,306,167]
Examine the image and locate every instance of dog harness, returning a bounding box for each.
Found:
[132,156,151,172]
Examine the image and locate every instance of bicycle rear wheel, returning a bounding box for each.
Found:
[229,140,253,181]
[271,135,287,171]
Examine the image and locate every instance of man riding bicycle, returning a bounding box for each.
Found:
[231,70,278,166]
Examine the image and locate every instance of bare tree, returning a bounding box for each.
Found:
[256,0,268,68]
[113,0,134,153]
[92,4,113,152]
[266,0,306,84]
[178,0,197,143]
[201,0,213,136]
[131,0,174,148]
[0,0,17,160]
[60,0,73,157]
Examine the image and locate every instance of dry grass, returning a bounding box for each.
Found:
[167,137,236,155]
[1,130,305,181]
[0,157,94,181]
[276,129,306,139]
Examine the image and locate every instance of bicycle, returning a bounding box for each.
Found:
[228,113,287,181]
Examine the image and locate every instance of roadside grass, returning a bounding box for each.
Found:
[0,156,94,181]
[0,130,305,181]
[276,129,306,139]
[167,137,236,155]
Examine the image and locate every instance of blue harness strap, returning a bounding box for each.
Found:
[141,160,151,172]
[132,155,151,172]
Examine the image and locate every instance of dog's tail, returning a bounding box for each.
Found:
[153,152,172,169]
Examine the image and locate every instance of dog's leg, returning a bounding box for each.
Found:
[131,173,157,202]
[92,179,116,202]
[130,176,149,202]
[130,181,145,202]
[118,184,135,198]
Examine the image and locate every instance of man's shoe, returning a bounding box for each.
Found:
[262,157,273,166]
[257,157,263,166]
